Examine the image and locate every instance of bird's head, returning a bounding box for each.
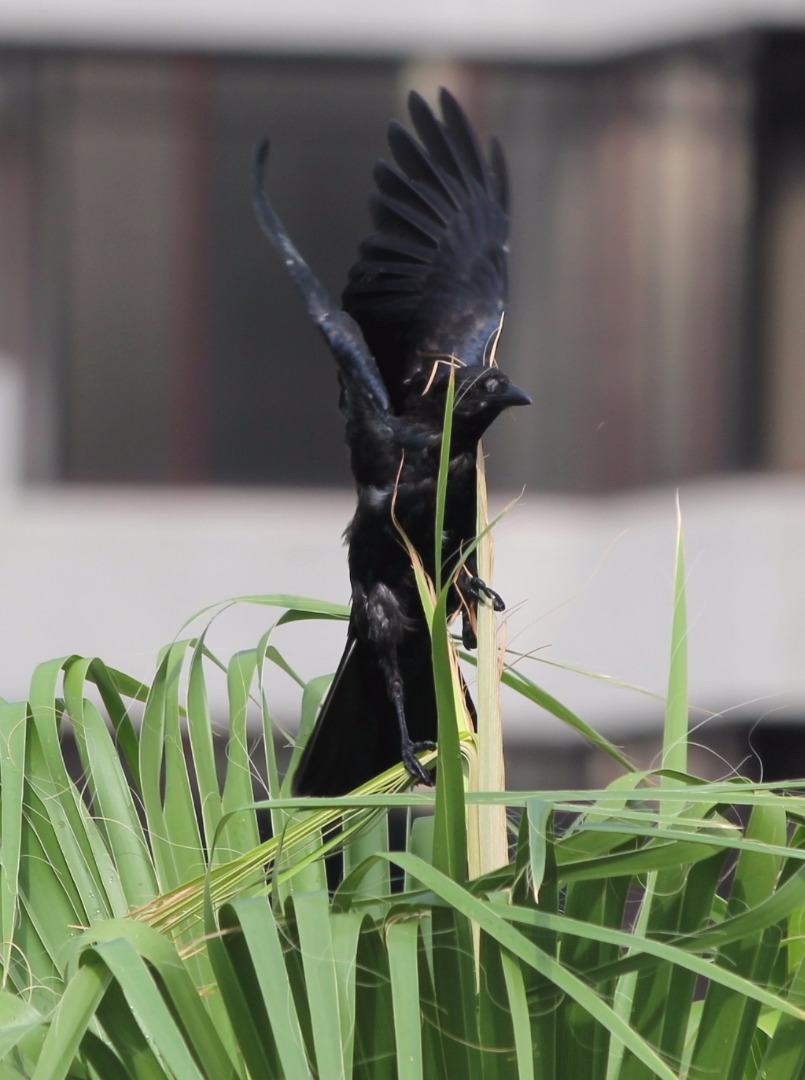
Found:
[406,359,531,449]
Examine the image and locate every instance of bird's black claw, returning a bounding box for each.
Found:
[466,575,505,612]
[402,740,436,786]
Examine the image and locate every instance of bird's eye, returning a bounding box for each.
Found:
[484,375,503,393]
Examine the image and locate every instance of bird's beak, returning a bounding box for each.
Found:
[502,381,532,408]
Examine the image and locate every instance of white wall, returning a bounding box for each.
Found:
[2,475,804,746]
[2,0,805,57]
[0,358,22,492]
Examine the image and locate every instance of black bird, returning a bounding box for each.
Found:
[253,89,529,795]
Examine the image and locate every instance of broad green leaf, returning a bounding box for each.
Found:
[139,640,202,889]
[662,498,688,780]
[756,939,805,1078]
[220,649,261,858]
[62,661,155,908]
[390,851,687,1080]
[526,798,553,898]
[342,812,390,906]
[186,632,224,855]
[31,962,109,1080]
[352,923,396,1080]
[477,928,517,1080]
[27,658,119,925]
[292,890,349,1080]
[431,903,481,1079]
[74,919,237,1076]
[217,898,309,1078]
[500,949,536,1080]
[689,804,787,1080]
[0,991,43,1060]
[387,920,423,1080]
[0,702,27,977]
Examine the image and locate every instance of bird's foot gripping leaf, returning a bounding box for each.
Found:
[401,739,437,787]
[465,575,505,612]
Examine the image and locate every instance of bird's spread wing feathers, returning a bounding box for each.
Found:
[342,88,510,408]
[252,140,391,416]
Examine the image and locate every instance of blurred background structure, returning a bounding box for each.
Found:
[2,1,805,788]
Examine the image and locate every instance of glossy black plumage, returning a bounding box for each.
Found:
[253,89,529,795]
[291,365,530,795]
[342,90,510,413]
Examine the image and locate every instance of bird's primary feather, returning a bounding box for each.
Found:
[252,139,391,417]
[342,88,510,411]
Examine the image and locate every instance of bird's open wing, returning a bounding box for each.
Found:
[253,140,391,417]
[342,88,509,410]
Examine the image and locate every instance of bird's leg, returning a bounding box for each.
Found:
[381,646,435,787]
[362,582,436,785]
[462,611,477,650]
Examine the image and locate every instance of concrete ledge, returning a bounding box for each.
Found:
[2,476,803,746]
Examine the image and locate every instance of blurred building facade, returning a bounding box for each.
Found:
[2,15,805,786]
[3,40,803,490]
